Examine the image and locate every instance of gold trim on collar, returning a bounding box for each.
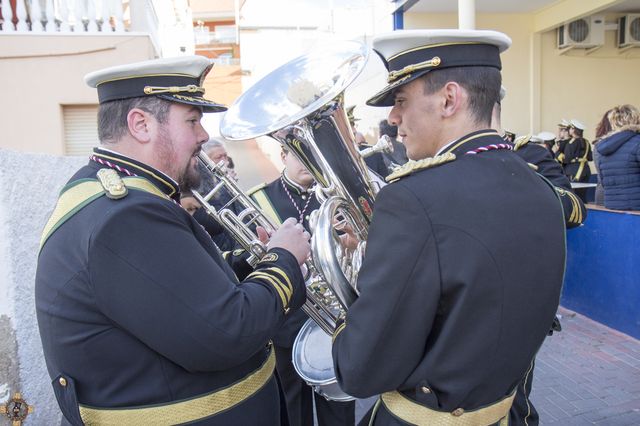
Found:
[144,84,205,95]
[93,152,178,197]
[387,56,441,83]
[388,42,481,62]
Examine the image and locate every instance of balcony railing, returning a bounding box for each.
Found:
[1,0,125,33]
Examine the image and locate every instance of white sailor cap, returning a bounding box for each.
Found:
[84,56,226,113]
[536,131,556,141]
[569,119,585,130]
[558,119,570,128]
[366,29,512,107]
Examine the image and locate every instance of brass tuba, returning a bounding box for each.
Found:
[220,41,377,313]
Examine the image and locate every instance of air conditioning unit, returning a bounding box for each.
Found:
[618,14,640,48]
[557,15,605,49]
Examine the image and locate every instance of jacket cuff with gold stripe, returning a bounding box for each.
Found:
[244,248,305,314]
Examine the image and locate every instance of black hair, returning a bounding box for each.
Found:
[422,66,501,126]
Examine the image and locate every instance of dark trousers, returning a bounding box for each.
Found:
[509,360,539,426]
[275,345,355,426]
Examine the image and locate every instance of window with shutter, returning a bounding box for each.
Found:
[63,105,99,156]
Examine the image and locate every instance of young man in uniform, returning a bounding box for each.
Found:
[553,119,571,163]
[331,30,566,425]
[562,119,592,183]
[249,148,355,426]
[36,56,311,425]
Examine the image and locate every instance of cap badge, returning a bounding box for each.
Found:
[143,84,205,95]
[387,56,441,83]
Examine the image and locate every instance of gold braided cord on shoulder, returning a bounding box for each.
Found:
[380,389,515,426]
[79,348,275,425]
[513,134,531,151]
[386,153,456,182]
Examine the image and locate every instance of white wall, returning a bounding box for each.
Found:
[0,149,86,423]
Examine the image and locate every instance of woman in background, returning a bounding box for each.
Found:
[596,104,640,211]
[592,110,613,206]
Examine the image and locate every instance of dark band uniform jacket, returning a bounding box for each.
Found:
[35,56,306,426]
[559,137,592,182]
[332,29,566,424]
[513,135,586,228]
[332,131,566,424]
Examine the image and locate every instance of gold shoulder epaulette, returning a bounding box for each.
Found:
[246,182,267,196]
[97,168,127,199]
[385,152,456,182]
[513,134,531,151]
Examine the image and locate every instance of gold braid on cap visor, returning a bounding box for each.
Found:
[387,56,441,83]
[143,84,205,95]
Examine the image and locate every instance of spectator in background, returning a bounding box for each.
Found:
[593,110,614,206]
[180,190,201,215]
[554,119,571,162]
[536,131,557,156]
[347,105,389,178]
[503,129,516,143]
[378,119,408,171]
[193,138,243,250]
[595,104,640,211]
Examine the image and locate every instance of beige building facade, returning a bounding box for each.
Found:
[0,0,195,155]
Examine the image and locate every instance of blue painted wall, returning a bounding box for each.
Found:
[562,208,640,339]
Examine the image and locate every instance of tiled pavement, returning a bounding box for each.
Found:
[354,306,640,425]
[531,307,640,425]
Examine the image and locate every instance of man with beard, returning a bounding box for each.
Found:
[331,30,566,425]
[35,56,311,426]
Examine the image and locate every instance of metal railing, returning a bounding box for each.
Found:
[1,0,126,33]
